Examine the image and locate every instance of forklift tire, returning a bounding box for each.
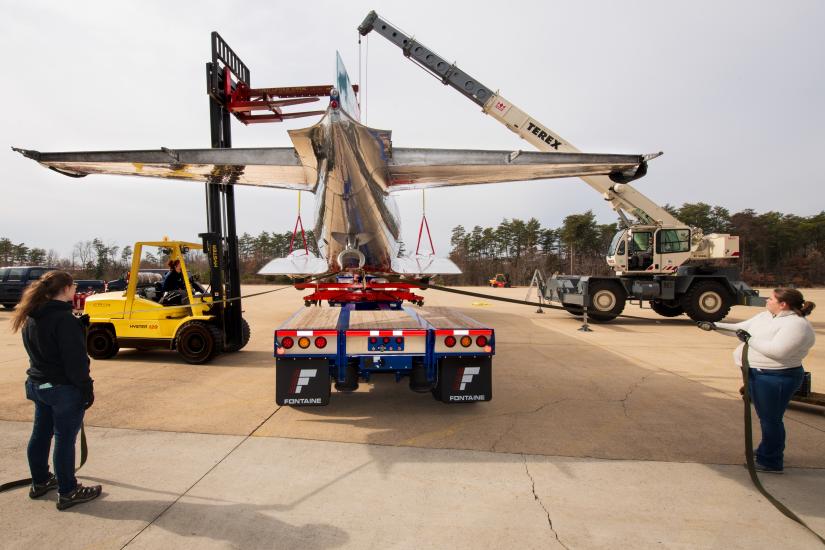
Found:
[225,318,251,352]
[682,280,732,322]
[176,321,220,364]
[650,300,684,318]
[586,281,626,322]
[87,326,119,360]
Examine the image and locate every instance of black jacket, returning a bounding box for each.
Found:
[162,270,185,293]
[23,300,92,396]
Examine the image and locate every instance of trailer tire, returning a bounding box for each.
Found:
[682,280,732,322]
[87,325,119,360]
[225,317,251,352]
[650,300,684,318]
[586,281,626,322]
[176,321,219,364]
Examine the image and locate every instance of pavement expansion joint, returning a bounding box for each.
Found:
[119,406,281,549]
[522,453,570,550]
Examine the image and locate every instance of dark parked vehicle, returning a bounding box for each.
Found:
[0,266,56,309]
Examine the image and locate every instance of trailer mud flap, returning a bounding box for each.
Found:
[276,358,331,406]
[435,357,492,403]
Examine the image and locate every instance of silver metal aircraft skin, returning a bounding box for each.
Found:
[13,57,655,277]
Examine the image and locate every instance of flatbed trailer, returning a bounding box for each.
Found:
[274,306,495,406]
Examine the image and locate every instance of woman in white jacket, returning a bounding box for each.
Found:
[705,288,816,473]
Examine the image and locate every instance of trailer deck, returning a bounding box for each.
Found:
[274,305,495,405]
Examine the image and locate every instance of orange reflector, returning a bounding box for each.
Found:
[483,345,492,353]
[298,337,311,349]
[460,336,472,347]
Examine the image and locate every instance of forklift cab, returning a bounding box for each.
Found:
[607,226,693,274]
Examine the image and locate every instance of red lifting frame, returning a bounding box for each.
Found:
[294,282,425,306]
[223,70,358,125]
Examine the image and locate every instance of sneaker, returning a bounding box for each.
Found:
[753,462,784,474]
[56,483,102,510]
[29,473,58,499]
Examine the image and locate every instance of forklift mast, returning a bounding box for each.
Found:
[202,32,246,351]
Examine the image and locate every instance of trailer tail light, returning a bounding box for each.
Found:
[298,337,311,349]
[433,329,493,354]
[281,336,294,349]
[314,336,327,349]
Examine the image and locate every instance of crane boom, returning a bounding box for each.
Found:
[358,11,680,227]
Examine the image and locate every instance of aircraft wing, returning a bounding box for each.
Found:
[386,149,658,191]
[12,147,313,190]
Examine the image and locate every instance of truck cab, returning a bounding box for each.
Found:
[607,226,692,275]
[0,266,55,309]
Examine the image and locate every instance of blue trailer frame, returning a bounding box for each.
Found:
[274,304,495,405]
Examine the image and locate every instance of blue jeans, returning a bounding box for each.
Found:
[25,380,85,494]
[748,367,805,470]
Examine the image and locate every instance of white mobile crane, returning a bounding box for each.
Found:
[359,11,765,322]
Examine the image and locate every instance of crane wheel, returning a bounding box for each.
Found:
[650,300,684,318]
[87,325,120,359]
[225,317,251,352]
[563,305,584,317]
[682,280,732,322]
[586,281,626,322]
[176,321,220,364]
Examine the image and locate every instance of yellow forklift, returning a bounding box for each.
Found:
[83,240,250,364]
[82,36,263,364]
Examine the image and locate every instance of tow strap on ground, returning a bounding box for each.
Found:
[0,423,87,493]
[408,281,657,322]
[740,344,825,544]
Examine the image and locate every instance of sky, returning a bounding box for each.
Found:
[1,1,823,260]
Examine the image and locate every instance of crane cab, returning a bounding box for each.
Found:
[607,226,693,275]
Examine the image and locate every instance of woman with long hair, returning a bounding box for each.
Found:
[10,271,102,509]
[704,288,816,473]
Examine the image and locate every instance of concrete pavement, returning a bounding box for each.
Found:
[0,286,823,548]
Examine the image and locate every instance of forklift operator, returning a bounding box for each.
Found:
[162,259,186,293]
